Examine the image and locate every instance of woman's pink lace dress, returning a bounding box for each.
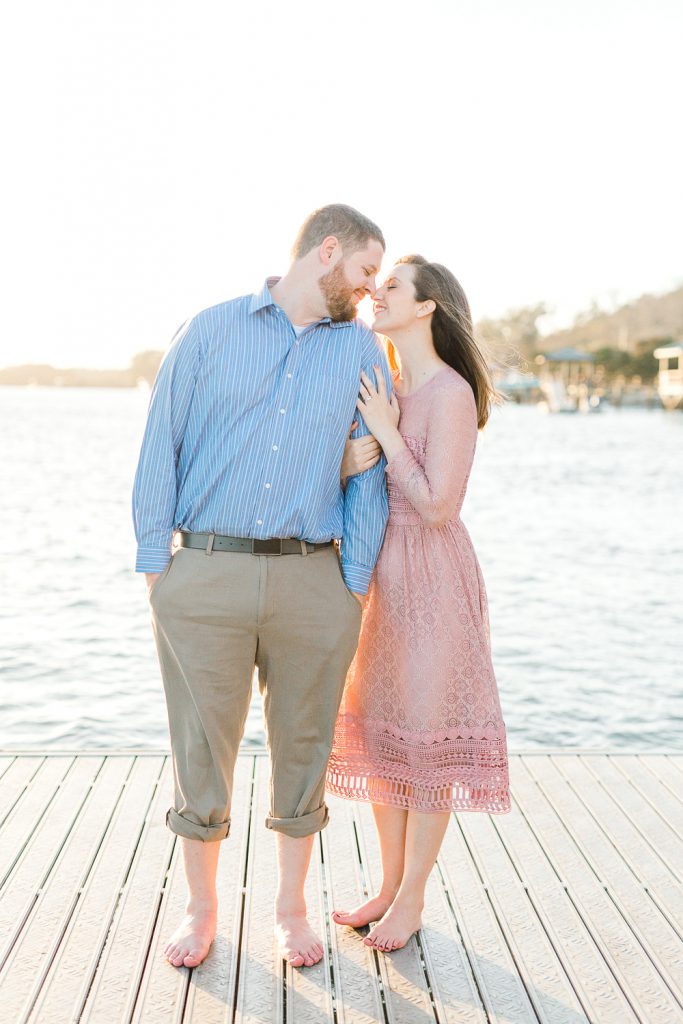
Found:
[327,366,510,814]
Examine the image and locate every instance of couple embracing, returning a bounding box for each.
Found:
[132,203,510,971]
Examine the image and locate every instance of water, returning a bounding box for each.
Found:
[1,388,681,751]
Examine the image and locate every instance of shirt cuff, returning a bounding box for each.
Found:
[341,560,372,595]
[135,547,172,573]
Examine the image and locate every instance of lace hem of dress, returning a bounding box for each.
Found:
[334,711,506,745]
[327,714,511,814]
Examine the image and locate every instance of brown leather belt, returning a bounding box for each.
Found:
[177,531,333,555]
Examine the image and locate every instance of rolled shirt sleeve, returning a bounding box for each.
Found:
[132,319,202,572]
[340,335,392,593]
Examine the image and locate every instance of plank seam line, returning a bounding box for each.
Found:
[488,812,601,1022]
[413,930,443,1023]
[126,833,179,1023]
[575,756,683,881]
[0,755,103,951]
[455,815,551,1023]
[609,756,683,841]
[601,885,683,1012]
[0,755,47,832]
[433,858,492,1023]
[349,810,394,1024]
[634,754,683,818]
[516,760,666,1023]
[227,754,256,1024]
[54,757,171,1024]
[8,757,139,1021]
[0,756,73,888]
[315,830,340,1024]
[551,758,683,957]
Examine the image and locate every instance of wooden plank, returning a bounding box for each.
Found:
[0,756,75,886]
[494,791,639,1023]
[0,756,42,827]
[619,756,683,847]
[130,825,189,1023]
[27,756,164,1023]
[420,861,488,1023]
[183,755,254,1023]
[80,759,177,1023]
[572,755,683,927]
[438,812,539,1023]
[234,756,284,1024]
[459,808,588,1022]
[521,755,682,1024]
[0,757,100,966]
[0,756,131,1022]
[322,796,385,1024]
[285,823,334,1022]
[543,756,683,1001]
[353,801,437,1023]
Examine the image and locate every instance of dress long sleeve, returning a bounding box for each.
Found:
[385,376,477,528]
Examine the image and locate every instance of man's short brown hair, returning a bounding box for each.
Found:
[292,204,385,260]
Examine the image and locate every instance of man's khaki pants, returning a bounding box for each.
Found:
[149,542,362,841]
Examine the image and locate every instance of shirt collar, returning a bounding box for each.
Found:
[249,277,351,329]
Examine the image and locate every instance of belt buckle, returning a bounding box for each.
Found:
[252,538,283,555]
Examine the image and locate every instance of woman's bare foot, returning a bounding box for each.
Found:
[364,896,423,952]
[331,892,395,929]
[164,901,217,968]
[275,910,325,968]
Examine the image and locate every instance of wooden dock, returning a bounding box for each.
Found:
[0,751,682,1023]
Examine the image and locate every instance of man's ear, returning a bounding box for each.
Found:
[319,235,341,265]
[416,299,436,318]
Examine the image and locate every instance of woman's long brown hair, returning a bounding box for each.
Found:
[395,255,500,429]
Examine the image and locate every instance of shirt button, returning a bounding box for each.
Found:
[279,408,286,415]
[272,445,278,451]
[287,373,292,379]
[265,483,271,488]
[256,519,263,525]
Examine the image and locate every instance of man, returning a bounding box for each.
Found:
[132,204,390,970]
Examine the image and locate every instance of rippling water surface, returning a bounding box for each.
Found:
[1,388,681,751]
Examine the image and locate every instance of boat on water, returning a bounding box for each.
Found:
[654,342,683,410]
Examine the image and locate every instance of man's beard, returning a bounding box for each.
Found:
[319,261,359,322]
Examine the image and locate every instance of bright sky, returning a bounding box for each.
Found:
[1,0,681,369]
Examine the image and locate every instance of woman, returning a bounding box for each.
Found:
[326,255,510,952]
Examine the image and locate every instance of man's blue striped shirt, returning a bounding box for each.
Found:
[132,279,391,593]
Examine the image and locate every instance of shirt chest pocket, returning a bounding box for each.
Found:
[297,374,358,439]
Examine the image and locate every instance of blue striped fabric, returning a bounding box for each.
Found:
[132,278,391,593]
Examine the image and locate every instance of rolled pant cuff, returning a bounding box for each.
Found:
[265,803,329,838]
[166,807,231,842]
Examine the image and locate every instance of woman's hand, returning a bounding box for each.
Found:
[357,367,401,443]
[341,420,382,486]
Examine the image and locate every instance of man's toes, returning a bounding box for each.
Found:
[184,948,203,966]
[287,951,305,967]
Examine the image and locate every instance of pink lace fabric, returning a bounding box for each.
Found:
[327,367,511,814]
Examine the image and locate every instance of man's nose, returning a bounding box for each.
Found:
[370,282,382,300]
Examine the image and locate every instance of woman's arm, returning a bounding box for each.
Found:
[385,380,477,527]
[340,420,383,489]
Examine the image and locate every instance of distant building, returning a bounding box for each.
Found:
[535,347,597,413]
[654,342,683,410]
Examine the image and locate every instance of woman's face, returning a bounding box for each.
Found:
[371,263,421,334]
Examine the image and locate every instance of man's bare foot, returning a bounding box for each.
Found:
[331,892,395,929]
[275,910,325,968]
[364,896,423,952]
[164,902,217,968]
